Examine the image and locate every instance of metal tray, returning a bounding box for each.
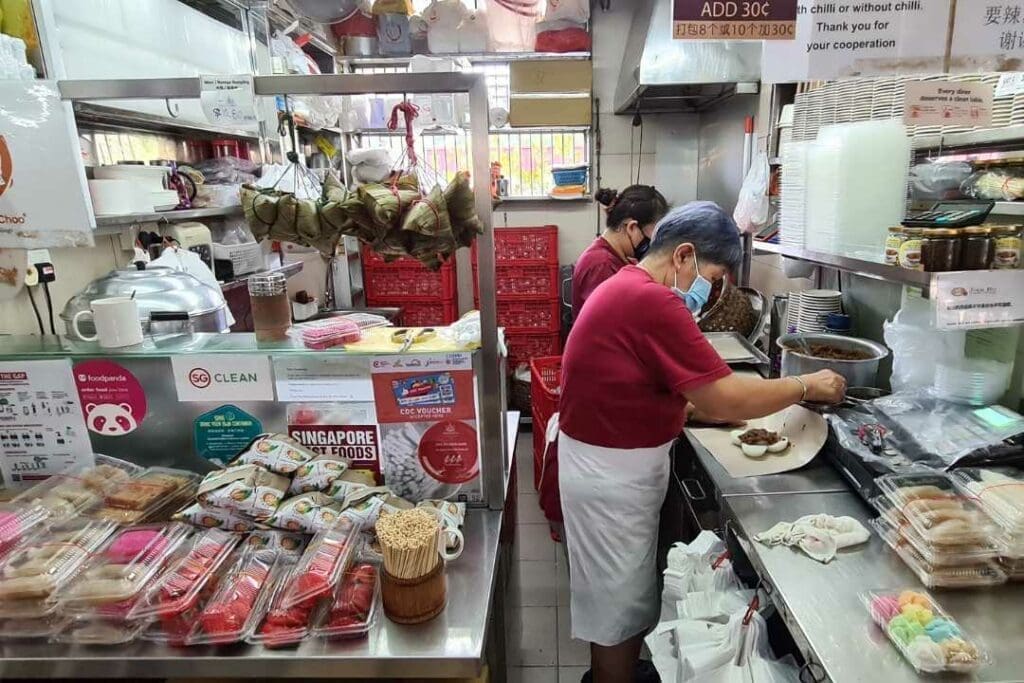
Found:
[702,331,769,366]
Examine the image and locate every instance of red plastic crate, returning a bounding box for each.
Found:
[530,356,561,490]
[366,297,459,327]
[364,263,457,301]
[473,264,560,300]
[471,226,559,265]
[507,332,561,371]
[475,298,561,333]
[362,246,456,269]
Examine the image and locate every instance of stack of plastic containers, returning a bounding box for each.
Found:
[950,467,1024,579]
[472,226,561,370]
[871,471,1007,587]
[362,247,459,327]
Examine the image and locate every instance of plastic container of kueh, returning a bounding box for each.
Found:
[876,471,997,547]
[186,546,285,645]
[246,559,318,649]
[91,467,200,525]
[289,318,363,349]
[50,523,193,615]
[277,518,360,610]
[312,561,380,640]
[51,616,149,645]
[862,588,990,673]
[12,459,139,523]
[0,614,68,640]
[0,505,50,559]
[949,467,1024,535]
[871,519,1007,588]
[870,497,1002,566]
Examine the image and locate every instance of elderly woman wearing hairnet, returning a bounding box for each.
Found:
[559,202,846,683]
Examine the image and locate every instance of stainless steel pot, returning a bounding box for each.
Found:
[779,332,889,387]
[61,266,230,339]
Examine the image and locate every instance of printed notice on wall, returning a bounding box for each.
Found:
[200,75,258,128]
[287,403,381,483]
[951,3,1024,73]
[171,355,274,402]
[673,0,798,40]
[904,81,994,128]
[0,360,93,488]
[932,270,1024,330]
[762,0,951,83]
[273,356,373,402]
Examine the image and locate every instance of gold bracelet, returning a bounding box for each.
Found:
[790,375,808,402]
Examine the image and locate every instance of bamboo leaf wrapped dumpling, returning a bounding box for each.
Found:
[359,183,420,232]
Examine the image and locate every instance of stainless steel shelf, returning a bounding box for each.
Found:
[74,102,260,141]
[753,241,932,287]
[219,260,304,293]
[912,124,1024,150]
[338,51,591,67]
[497,195,592,204]
[351,125,589,136]
[94,206,243,233]
[991,201,1024,217]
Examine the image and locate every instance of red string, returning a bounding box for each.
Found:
[388,101,420,167]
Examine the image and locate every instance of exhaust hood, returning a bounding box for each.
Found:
[614,0,762,114]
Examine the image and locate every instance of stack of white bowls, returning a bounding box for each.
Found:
[935,359,1013,406]
[787,289,842,334]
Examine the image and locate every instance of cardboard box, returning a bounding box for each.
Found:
[510,60,592,94]
[509,96,592,127]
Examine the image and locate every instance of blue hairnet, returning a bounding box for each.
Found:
[648,201,742,268]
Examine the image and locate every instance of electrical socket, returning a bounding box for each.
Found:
[24,264,38,287]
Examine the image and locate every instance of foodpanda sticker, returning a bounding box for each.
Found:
[73,359,147,436]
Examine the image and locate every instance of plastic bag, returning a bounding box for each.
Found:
[536,26,591,52]
[213,217,256,246]
[883,297,965,393]
[909,161,971,200]
[733,152,770,234]
[961,169,1024,201]
[544,0,588,22]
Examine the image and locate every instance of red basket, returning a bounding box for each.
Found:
[364,264,457,301]
[474,264,560,300]
[475,298,561,333]
[366,297,459,327]
[507,332,561,371]
[530,356,561,492]
[472,226,558,265]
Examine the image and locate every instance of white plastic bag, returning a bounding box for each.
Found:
[733,152,770,234]
[883,296,965,392]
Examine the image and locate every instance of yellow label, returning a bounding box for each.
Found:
[898,238,922,270]
[884,234,902,265]
[994,235,1021,269]
[314,135,337,160]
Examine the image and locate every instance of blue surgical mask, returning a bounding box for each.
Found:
[672,250,712,314]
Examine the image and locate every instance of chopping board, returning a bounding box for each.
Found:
[688,404,828,479]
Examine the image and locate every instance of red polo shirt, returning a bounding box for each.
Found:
[559,265,732,449]
[572,237,626,318]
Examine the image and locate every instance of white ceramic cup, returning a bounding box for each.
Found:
[72,297,144,348]
[419,506,464,562]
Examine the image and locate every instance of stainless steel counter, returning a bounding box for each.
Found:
[684,431,849,497]
[0,507,502,679]
[723,491,1024,683]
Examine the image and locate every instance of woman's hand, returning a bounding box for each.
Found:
[685,403,745,428]
[799,370,847,404]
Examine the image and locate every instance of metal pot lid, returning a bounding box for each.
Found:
[60,266,226,323]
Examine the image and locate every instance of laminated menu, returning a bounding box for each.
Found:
[278,518,360,610]
[312,562,379,640]
[231,434,316,475]
[196,463,289,521]
[863,589,989,673]
[187,546,284,645]
[91,467,200,525]
[51,523,193,617]
[265,492,342,534]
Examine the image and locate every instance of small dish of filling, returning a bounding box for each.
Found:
[730,428,790,458]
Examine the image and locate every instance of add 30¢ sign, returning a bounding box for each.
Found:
[673,0,798,40]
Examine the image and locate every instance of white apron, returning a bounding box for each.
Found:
[558,430,672,647]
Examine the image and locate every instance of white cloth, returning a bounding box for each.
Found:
[754,513,870,563]
[559,431,672,646]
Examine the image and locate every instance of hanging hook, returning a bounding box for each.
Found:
[165,98,180,118]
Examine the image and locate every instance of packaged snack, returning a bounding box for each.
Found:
[862,589,989,673]
[876,472,996,547]
[247,559,317,649]
[92,468,200,525]
[0,520,117,602]
[265,492,342,534]
[289,318,363,350]
[197,464,289,521]
[187,546,283,645]
[278,518,360,610]
[0,615,67,640]
[340,492,387,528]
[173,502,262,532]
[52,523,192,614]
[325,472,372,503]
[950,467,1024,535]
[871,519,1007,588]
[0,506,55,559]
[246,530,308,557]
[12,458,141,523]
[870,498,1002,566]
[52,617,148,645]
[127,528,240,621]
[288,456,349,495]
[313,562,379,640]
[231,434,316,475]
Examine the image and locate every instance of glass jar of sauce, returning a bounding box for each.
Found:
[921,228,962,272]
[960,226,995,270]
[249,272,291,342]
[993,225,1023,269]
[884,227,904,265]
[897,227,924,270]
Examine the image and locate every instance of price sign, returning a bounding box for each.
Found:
[199,75,258,128]
[932,270,1024,330]
[673,0,798,40]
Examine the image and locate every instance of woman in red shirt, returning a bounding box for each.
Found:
[572,185,668,318]
[559,202,846,683]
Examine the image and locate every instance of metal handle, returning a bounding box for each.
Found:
[681,477,706,502]
[560,276,572,308]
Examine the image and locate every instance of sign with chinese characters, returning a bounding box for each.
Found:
[673,0,798,40]
[904,80,993,128]
[932,270,1024,330]
[762,0,951,82]
[951,3,1024,72]
[193,404,263,466]
[199,75,258,128]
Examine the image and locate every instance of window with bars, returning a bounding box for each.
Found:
[351,63,590,199]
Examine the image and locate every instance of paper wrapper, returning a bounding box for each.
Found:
[687,405,827,479]
[173,502,262,532]
[197,464,290,520]
[265,493,343,534]
[288,456,349,495]
[232,434,316,475]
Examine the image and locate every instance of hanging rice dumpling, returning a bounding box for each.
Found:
[359,184,420,231]
[401,185,453,238]
[444,171,484,247]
